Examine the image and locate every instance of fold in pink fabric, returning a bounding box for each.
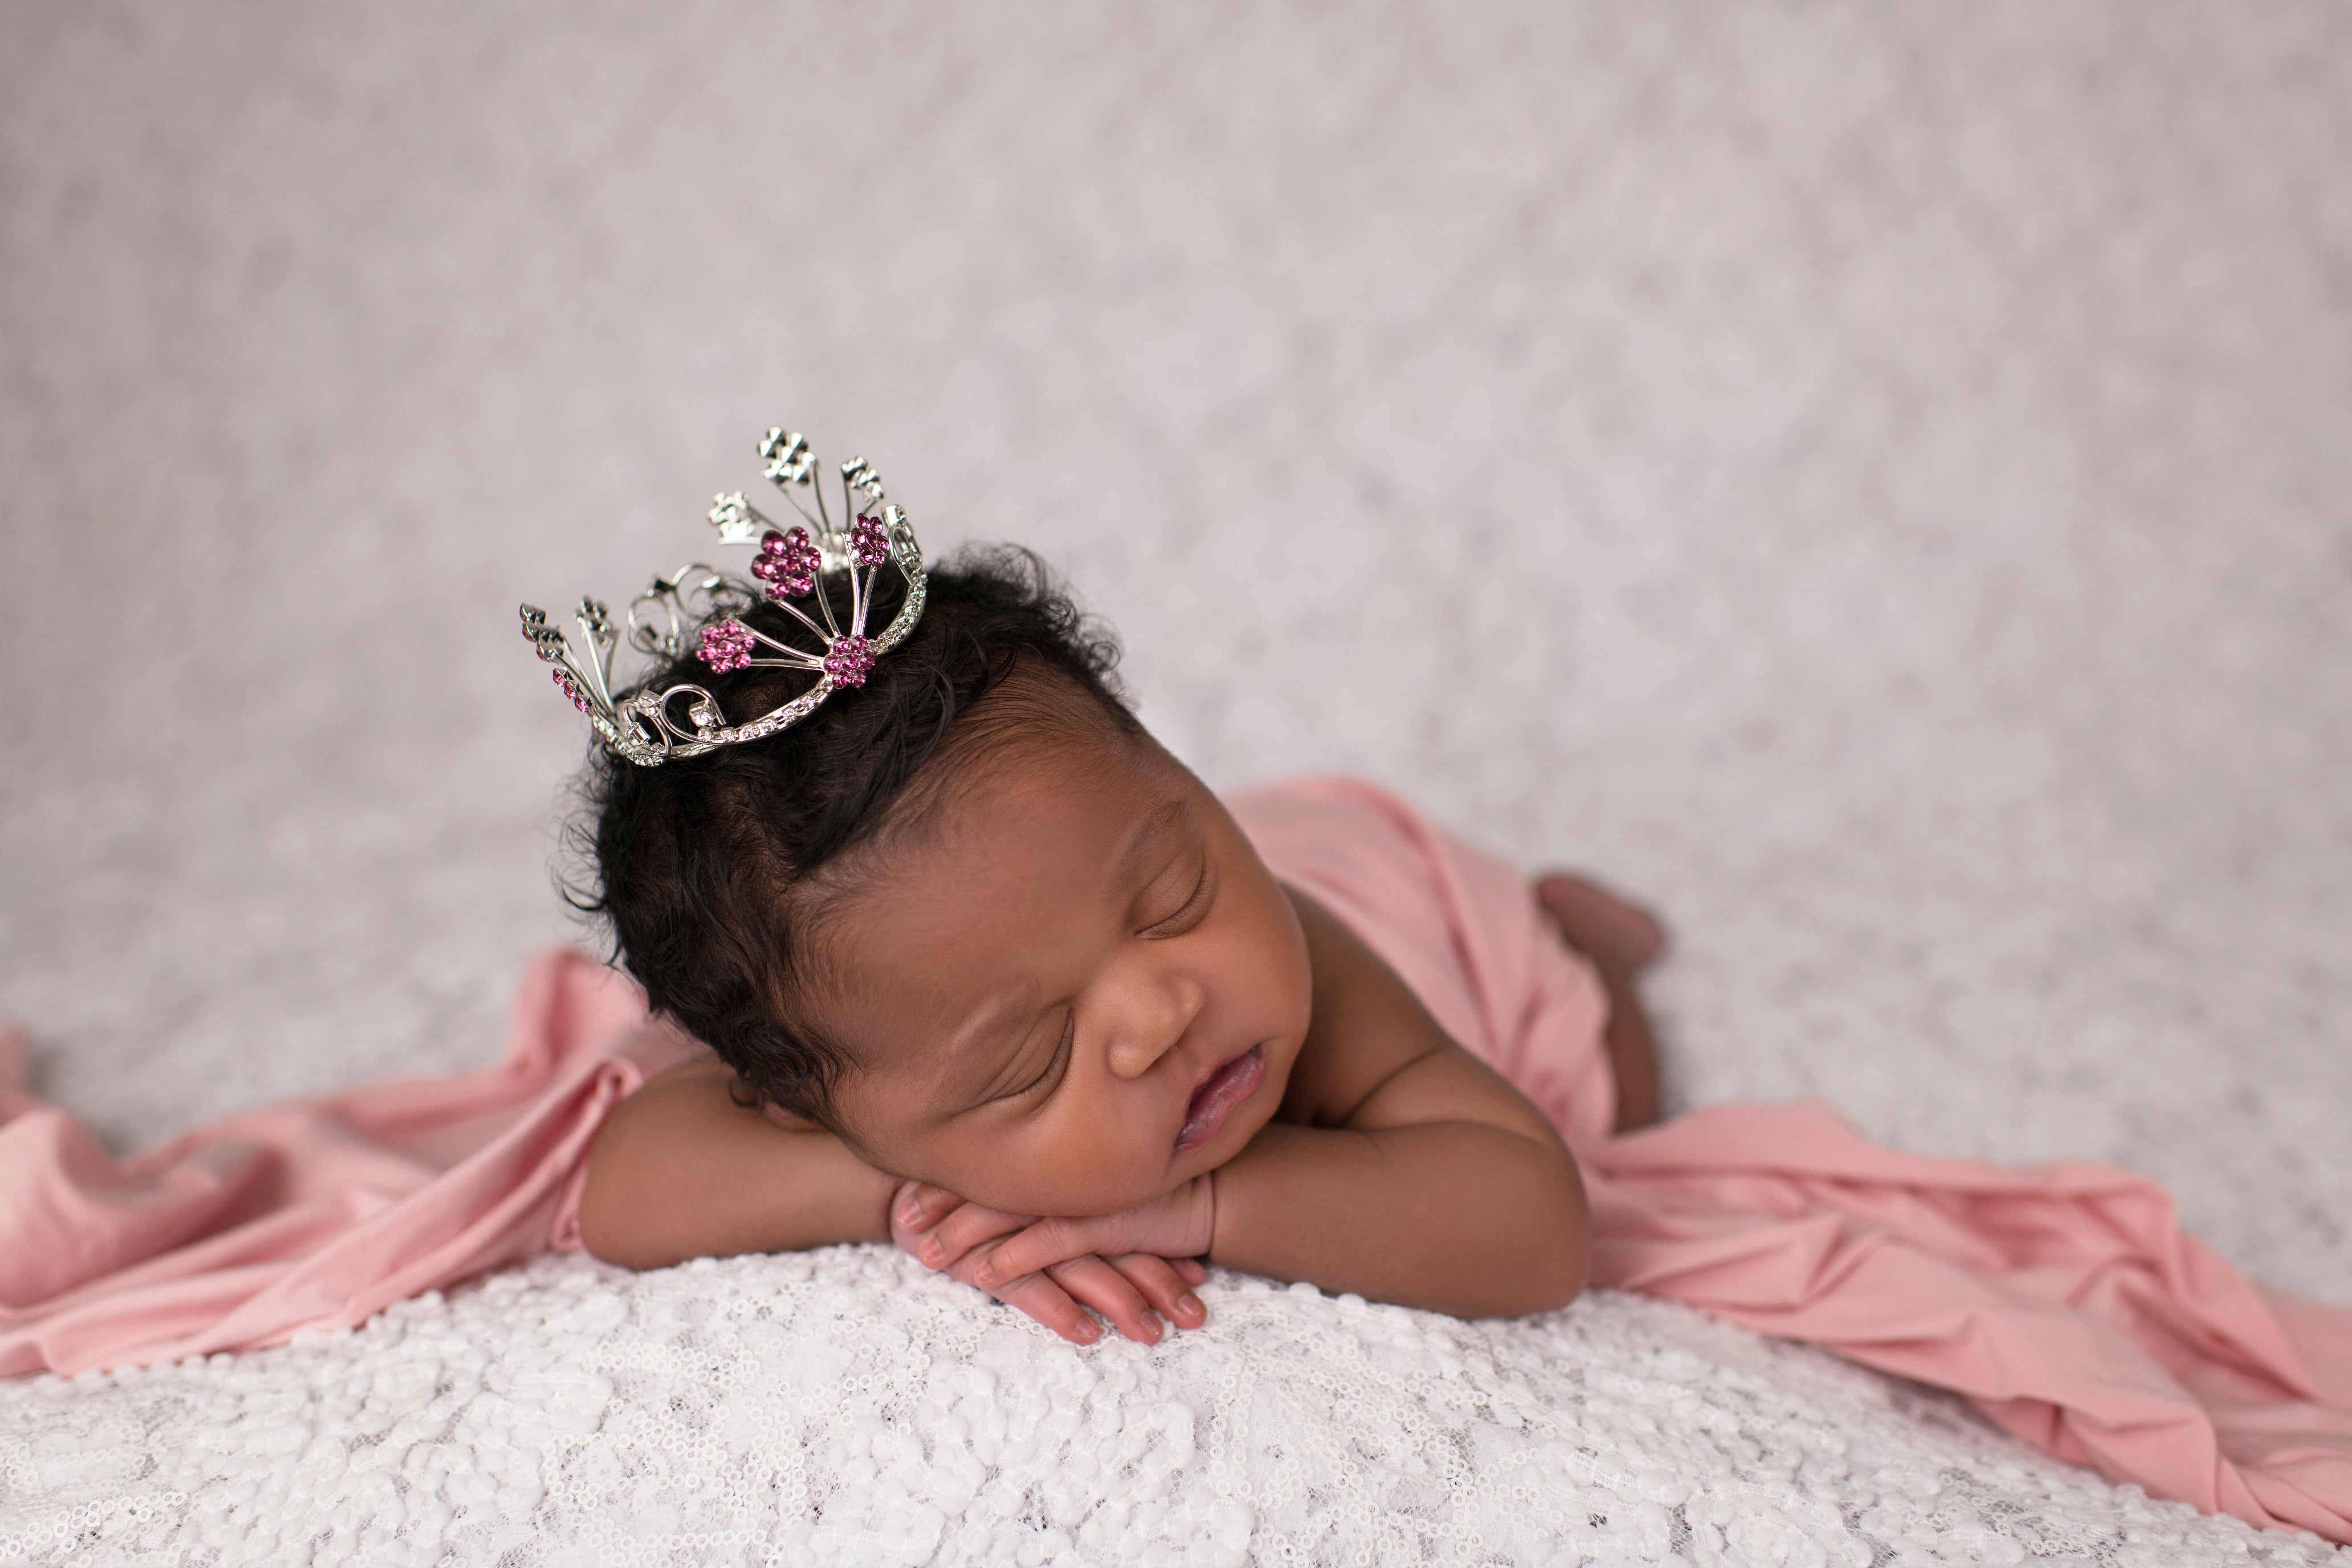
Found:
[1,775,2345,1543]
[1231,775,2352,1545]
[0,954,696,1378]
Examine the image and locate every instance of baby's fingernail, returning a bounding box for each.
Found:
[1140,1313,1163,1341]
[1073,1318,1101,1343]
[1178,1293,1203,1316]
[972,1263,995,1289]
[918,1237,943,1265]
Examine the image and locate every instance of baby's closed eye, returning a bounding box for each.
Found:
[1002,1011,1077,1100]
[994,1011,1073,1104]
[1138,856,1215,939]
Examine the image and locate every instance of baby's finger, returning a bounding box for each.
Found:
[888,1185,963,1263]
[991,1270,1104,1346]
[1173,1256,1210,1287]
[1109,1253,1208,1331]
[973,1216,1097,1290]
[918,1199,1036,1272]
[891,1183,963,1234]
[1046,1255,1163,1344]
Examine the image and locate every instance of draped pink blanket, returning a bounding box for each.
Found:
[1234,777,2352,1544]
[3,777,2347,1542]
[0,957,698,1378]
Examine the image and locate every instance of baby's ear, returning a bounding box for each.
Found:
[756,1096,823,1132]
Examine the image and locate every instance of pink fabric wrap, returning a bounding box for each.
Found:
[0,952,699,1378]
[1,774,2345,1542]
[1231,775,2352,1545]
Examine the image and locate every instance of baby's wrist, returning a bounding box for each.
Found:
[846,1155,909,1244]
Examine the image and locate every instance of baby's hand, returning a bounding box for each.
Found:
[892,1181,1209,1346]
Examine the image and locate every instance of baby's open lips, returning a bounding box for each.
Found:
[1174,1044,1265,1153]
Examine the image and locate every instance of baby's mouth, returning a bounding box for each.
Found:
[1174,1044,1265,1154]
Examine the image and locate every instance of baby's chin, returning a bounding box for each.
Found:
[960,1169,1191,1220]
[944,1146,1228,1220]
[922,1050,1297,1218]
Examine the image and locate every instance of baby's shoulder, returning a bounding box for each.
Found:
[1274,885,1467,1128]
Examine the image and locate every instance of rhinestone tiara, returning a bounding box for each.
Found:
[520,427,929,767]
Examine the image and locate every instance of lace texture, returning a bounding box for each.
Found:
[5,1248,2345,1567]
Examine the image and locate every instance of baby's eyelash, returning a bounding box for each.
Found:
[1007,1012,1073,1100]
[1141,859,1215,939]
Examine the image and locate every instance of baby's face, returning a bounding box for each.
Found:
[805,721,1312,1217]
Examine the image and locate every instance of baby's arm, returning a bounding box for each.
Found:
[575,1055,897,1267]
[922,891,1592,1320]
[578,1055,1206,1341]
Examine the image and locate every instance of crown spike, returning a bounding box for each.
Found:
[840,457,883,507]
[759,428,812,486]
[709,492,770,546]
[807,451,835,544]
[524,427,928,766]
[574,597,620,705]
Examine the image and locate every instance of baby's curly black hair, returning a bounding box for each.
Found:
[572,546,1139,1125]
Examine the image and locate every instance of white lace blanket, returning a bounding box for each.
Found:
[7,1250,2346,1567]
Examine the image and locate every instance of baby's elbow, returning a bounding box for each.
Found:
[1463,1237,1585,1318]
[577,1189,652,1271]
[575,1158,680,1272]
[1510,1163,1592,1315]
[1519,1231,1590,1315]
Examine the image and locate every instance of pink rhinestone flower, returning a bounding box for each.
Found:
[749,526,820,599]
[697,619,757,673]
[851,515,891,568]
[824,634,876,688]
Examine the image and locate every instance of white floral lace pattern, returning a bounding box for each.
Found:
[4,1250,2345,1566]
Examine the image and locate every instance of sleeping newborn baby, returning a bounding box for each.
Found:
[575,543,1665,1345]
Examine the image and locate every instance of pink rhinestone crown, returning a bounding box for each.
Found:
[520,427,928,767]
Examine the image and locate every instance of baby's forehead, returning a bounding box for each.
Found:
[805,729,1195,1036]
[851,729,1187,941]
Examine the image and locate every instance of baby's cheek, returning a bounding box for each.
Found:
[1050,1118,1169,1210]
[1219,887,1313,1032]
[959,1121,1168,1218]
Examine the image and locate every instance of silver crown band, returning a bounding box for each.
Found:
[521,428,929,767]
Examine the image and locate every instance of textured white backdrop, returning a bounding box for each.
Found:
[2,4,2349,1563]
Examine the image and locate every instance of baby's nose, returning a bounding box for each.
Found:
[1105,975,1206,1080]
